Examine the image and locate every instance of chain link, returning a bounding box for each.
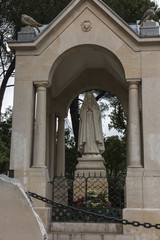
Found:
[28,191,160,230]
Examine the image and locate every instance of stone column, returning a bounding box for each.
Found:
[10,80,35,186]
[127,80,142,167]
[49,113,57,179]
[56,114,66,176]
[33,82,49,168]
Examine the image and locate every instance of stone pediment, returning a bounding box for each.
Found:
[9,0,160,54]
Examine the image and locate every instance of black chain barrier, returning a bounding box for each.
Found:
[28,191,160,230]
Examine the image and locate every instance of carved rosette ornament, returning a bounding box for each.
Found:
[81,20,92,32]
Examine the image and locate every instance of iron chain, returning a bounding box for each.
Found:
[28,191,160,230]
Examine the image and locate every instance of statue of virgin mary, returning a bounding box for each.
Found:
[78,91,105,155]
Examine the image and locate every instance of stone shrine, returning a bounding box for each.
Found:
[8,0,160,239]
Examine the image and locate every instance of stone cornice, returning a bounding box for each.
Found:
[8,0,160,55]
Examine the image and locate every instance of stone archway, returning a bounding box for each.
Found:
[45,44,141,180]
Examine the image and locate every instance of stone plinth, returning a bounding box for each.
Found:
[125,168,160,209]
[74,155,108,200]
[125,167,144,208]
[28,167,50,207]
[139,22,159,37]
[18,27,36,41]
[75,155,107,177]
[123,208,160,240]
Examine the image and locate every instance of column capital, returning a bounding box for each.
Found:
[34,81,50,89]
[126,78,141,85]
[57,113,67,119]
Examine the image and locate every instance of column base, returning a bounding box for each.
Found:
[127,165,143,168]
[123,208,160,240]
[31,165,47,168]
[28,167,50,207]
[13,169,30,188]
[125,168,160,209]
[125,167,144,208]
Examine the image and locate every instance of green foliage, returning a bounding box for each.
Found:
[72,190,111,208]
[0,0,72,38]
[108,97,127,134]
[0,107,12,174]
[103,0,158,23]
[65,128,78,176]
[103,135,126,177]
[86,190,111,208]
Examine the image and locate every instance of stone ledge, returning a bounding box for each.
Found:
[49,222,122,234]
[48,233,135,240]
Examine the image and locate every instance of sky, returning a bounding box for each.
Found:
[154,0,160,6]
[1,77,14,113]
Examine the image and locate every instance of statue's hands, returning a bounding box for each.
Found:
[88,104,92,111]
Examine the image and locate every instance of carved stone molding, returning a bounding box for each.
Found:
[81,20,92,32]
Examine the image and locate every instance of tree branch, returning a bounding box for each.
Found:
[0,57,15,117]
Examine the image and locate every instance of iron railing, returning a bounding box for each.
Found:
[52,175,124,222]
[29,191,160,229]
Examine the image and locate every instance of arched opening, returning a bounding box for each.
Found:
[49,44,127,101]
[47,44,128,176]
[48,44,128,221]
[51,88,127,222]
[65,90,127,176]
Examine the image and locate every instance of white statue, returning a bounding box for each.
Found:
[78,91,105,155]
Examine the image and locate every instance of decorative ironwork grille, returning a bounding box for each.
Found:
[52,176,124,222]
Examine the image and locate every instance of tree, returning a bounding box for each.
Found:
[0,107,12,174]
[103,135,126,177]
[108,97,127,134]
[65,128,78,177]
[103,0,158,23]
[0,16,15,115]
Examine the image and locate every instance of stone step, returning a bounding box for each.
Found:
[48,232,135,240]
[49,222,123,234]
[48,223,135,240]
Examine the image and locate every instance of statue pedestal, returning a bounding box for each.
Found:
[139,22,159,37]
[75,154,107,177]
[18,27,36,41]
[74,155,108,200]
